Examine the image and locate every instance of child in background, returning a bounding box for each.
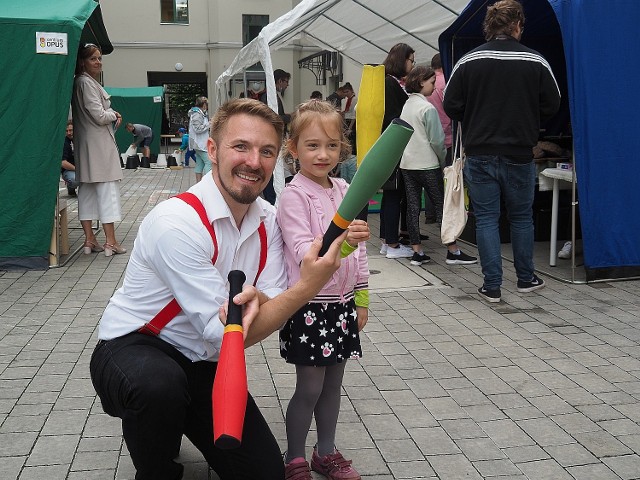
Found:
[399,66,477,267]
[176,127,196,167]
[277,100,370,480]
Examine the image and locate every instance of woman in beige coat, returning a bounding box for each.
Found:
[72,44,126,257]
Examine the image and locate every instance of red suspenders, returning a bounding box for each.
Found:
[138,192,267,336]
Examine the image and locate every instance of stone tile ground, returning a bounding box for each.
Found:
[1,167,639,479]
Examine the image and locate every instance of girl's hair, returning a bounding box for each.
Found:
[284,99,351,161]
[483,0,525,41]
[405,66,436,94]
[75,43,101,75]
[383,43,415,78]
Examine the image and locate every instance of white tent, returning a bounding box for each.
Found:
[215,0,469,112]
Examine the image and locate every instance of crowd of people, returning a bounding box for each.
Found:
[61,1,562,479]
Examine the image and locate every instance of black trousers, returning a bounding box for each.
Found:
[401,168,445,246]
[90,333,284,480]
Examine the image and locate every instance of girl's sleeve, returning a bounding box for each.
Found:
[355,239,369,291]
[276,188,316,267]
[425,108,447,163]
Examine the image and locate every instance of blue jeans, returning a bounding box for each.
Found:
[61,170,79,189]
[184,148,196,166]
[464,155,535,290]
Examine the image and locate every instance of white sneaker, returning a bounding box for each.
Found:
[385,244,414,259]
[380,244,388,256]
[558,241,572,259]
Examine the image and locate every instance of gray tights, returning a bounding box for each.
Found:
[284,362,347,462]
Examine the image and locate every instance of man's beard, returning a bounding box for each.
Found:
[218,166,266,205]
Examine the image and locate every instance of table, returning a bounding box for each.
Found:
[160,134,175,154]
[540,167,576,267]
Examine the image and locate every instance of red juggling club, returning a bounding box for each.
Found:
[213,270,247,449]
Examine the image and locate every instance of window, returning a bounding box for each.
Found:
[161,0,188,24]
[242,15,269,45]
[242,15,269,71]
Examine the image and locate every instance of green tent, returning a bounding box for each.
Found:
[105,87,164,156]
[0,0,112,269]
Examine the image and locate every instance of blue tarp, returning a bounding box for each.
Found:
[439,0,640,281]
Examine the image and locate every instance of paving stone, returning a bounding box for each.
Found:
[544,442,599,467]
[566,463,623,480]
[427,453,482,480]
[503,444,550,463]
[517,417,576,446]
[410,426,461,455]
[18,465,71,480]
[361,414,409,440]
[551,412,601,434]
[515,458,574,479]
[387,460,435,478]
[473,458,522,477]
[421,396,468,420]
[454,437,504,462]
[575,430,633,457]
[602,454,640,479]
[480,418,540,449]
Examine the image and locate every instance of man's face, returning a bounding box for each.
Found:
[66,124,73,139]
[126,125,134,133]
[208,113,280,206]
[276,77,290,93]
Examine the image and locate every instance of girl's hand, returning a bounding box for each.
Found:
[114,112,122,129]
[219,285,260,340]
[346,220,370,247]
[356,306,368,332]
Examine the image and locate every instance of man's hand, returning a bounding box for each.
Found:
[356,306,368,332]
[298,233,347,294]
[241,232,346,348]
[219,285,261,340]
[345,220,370,247]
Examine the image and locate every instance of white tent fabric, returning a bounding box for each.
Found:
[215,0,469,110]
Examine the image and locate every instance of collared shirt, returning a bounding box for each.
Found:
[98,173,287,361]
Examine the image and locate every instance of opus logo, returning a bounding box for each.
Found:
[36,32,68,55]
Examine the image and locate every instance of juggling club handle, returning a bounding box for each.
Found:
[227,270,246,326]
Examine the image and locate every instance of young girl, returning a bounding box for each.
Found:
[276,100,370,480]
[399,66,477,266]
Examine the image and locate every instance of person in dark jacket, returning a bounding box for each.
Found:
[443,0,561,303]
[61,120,79,196]
[378,43,416,260]
[259,68,291,205]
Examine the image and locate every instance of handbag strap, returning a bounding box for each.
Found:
[453,124,465,166]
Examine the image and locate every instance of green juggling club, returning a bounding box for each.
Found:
[319,118,414,255]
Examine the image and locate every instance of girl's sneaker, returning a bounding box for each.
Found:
[285,457,312,480]
[311,446,361,480]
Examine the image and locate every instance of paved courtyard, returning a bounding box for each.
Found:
[1,166,640,479]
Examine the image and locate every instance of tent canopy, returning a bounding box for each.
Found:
[0,0,111,270]
[105,87,164,155]
[215,0,469,113]
[439,0,640,280]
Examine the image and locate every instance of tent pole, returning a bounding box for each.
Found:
[571,140,577,283]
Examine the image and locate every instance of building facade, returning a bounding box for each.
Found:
[99,0,361,132]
